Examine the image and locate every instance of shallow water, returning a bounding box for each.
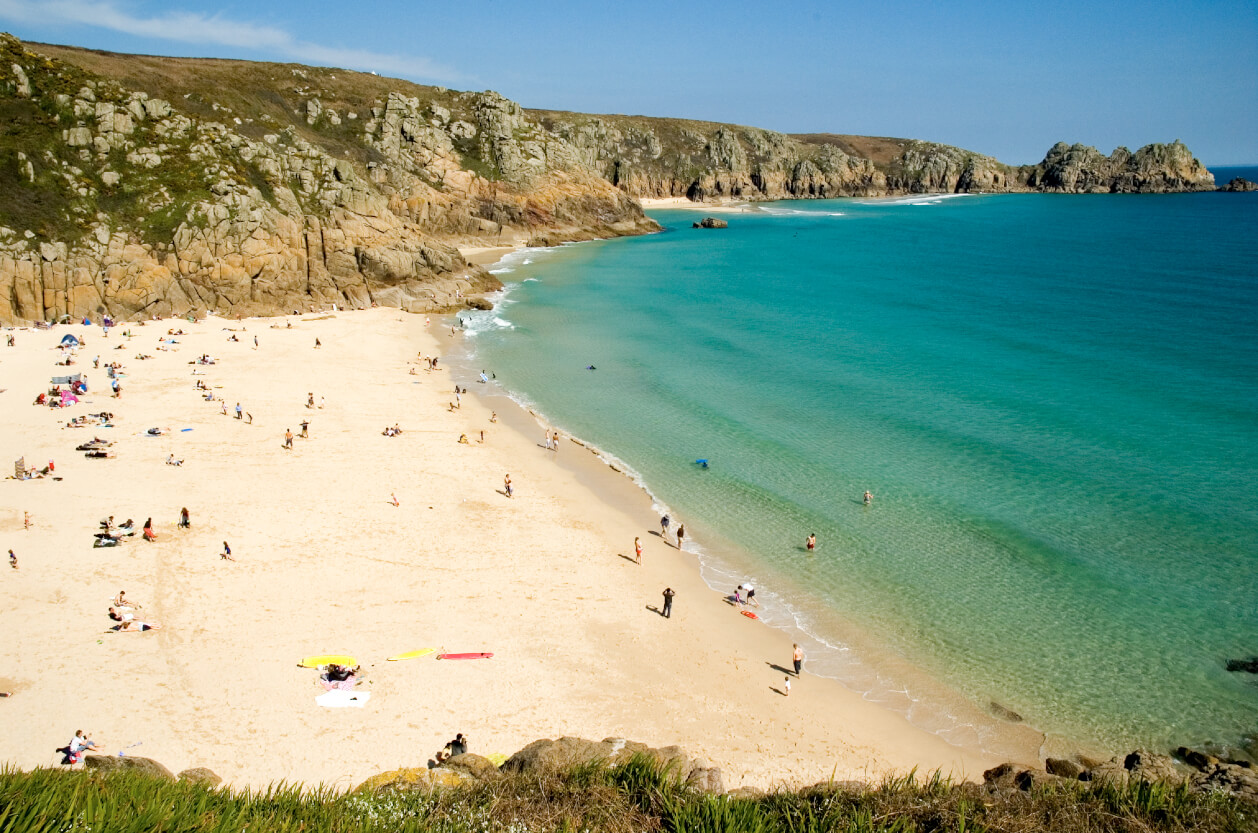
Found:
[459,191,1258,759]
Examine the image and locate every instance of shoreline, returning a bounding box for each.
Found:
[444,249,1055,765]
[1,306,1018,791]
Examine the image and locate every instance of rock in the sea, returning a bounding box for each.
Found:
[1218,178,1258,192]
[1045,758,1083,779]
[1225,656,1258,673]
[692,217,728,229]
[464,297,493,310]
[988,701,1023,723]
[83,754,175,780]
[177,767,222,787]
[1176,746,1220,771]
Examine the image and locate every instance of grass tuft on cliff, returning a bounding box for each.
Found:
[0,755,1251,833]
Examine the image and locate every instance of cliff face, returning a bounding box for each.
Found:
[530,112,1213,201]
[0,35,656,324]
[0,34,1218,324]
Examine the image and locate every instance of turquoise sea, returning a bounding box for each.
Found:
[454,176,1258,761]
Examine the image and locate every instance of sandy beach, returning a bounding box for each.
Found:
[0,307,1015,791]
[638,197,754,212]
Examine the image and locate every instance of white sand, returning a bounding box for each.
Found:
[0,310,1021,790]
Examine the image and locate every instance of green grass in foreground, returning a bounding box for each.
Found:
[0,755,1252,833]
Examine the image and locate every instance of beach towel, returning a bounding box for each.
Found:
[316,690,371,708]
[319,674,359,691]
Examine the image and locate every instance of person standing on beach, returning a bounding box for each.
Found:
[300,420,309,438]
[221,541,235,562]
[634,537,642,565]
[253,335,258,349]
[544,430,552,450]
[314,338,321,349]
[284,428,294,449]
[784,676,792,696]
[792,644,804,675]
[8,549,16,570]
[662,587,675,618]
[504,474,513,498]
[676,524,686,550]
[235,402,242,420]
[178,507,190,529]
[660,514,670,539]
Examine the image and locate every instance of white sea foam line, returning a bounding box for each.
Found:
[856,193,975,207]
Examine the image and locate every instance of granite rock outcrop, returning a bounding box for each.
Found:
[0,35,656,324]
[1218,177,1257,192]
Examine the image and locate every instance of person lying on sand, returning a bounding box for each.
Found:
[115,619,161,632]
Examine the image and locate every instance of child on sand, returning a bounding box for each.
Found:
[784,676,791,696]
[504,474,513,498]
[634,537,642,565]
[221,541,235,562]
[8,549,16,570]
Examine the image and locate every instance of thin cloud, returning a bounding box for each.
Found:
[0,0,463,83]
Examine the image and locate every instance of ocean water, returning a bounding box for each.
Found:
[456,188,1258,760]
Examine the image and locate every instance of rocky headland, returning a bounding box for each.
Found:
[0,34,1221,324]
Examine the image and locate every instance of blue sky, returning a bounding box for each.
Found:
[1,0,1254,165]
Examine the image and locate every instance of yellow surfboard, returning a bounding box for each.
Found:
[387,648,437,662]
[299,654,356,668]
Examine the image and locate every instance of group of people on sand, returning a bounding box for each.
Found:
[107,590,161,632]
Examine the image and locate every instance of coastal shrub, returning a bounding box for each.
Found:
[0,763,1252,833]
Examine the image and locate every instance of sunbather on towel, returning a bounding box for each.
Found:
[116,619,160,632]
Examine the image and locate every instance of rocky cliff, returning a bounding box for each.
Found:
[0,34,1218,324]
[530,111,1214,201]
[0,35,656,324]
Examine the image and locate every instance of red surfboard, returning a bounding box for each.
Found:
[437,652,494,660]
[740,611,759,620]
